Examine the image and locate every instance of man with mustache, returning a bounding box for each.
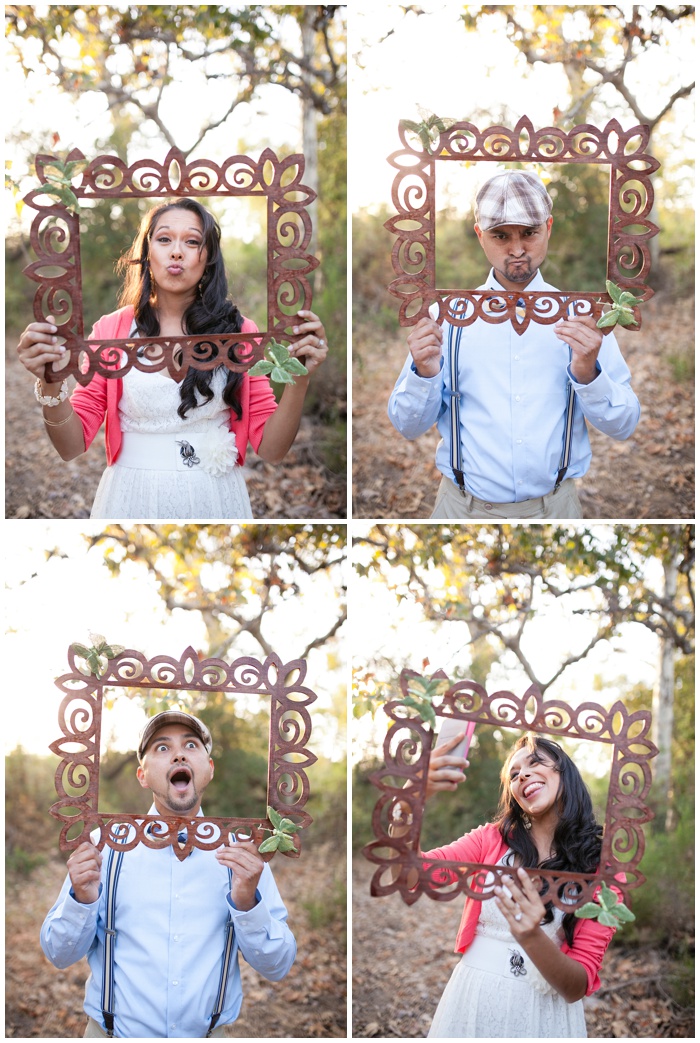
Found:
[388,170,640,518]
[41,711,295,1038]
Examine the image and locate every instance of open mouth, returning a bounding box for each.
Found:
[169,767,192,794]
[523,781,544,800]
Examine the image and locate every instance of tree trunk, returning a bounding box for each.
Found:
[301,7,321,292]
[652,530,679,831]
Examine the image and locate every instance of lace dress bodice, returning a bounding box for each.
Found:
[119,364,231,434]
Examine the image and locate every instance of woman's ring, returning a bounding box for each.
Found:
[514,912,523,922]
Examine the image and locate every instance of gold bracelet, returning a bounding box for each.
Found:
[43,410,75,428]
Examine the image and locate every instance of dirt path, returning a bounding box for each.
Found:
[352,296,694,519]
[5,849,346,1038]
[5,336,345,519]
[352,857,693,1038]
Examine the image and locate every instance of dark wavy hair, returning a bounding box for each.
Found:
[494,733,604,946]
[117,198,243,419]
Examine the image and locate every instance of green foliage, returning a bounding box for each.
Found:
[34,154,88,209]
[258,805,301,854]
[400,112,456,153]
[71,633,125,677]
[248,339,308,384]
[597,280,644,330]
[576,881,636,928]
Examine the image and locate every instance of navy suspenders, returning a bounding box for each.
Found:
[101,830,236,1038]
[446,302,576,497]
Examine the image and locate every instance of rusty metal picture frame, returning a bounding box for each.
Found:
[50,645,316,862]
[364,671,658,908]
[23,146,319,385]
[385,116,659,335]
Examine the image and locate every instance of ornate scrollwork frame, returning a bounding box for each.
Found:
[385,116,659,335]
[23,147,318,384]
[364,671,657,907]
[50,645,316,862]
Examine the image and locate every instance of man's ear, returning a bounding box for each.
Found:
[208,758,215,782]
[545,216,553,238]
[136,764,149,790]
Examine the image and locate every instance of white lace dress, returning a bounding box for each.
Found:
[90,364,253,520]
[428,856,588,1038]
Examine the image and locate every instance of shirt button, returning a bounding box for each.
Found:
[515,395,521,402]
[484,503,493,510]
[518,481,523,486]
[514,354,520,361]
[516,439,523,444]
[255,949,261,956]
[172,980,179,986]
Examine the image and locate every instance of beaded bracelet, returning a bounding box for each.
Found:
[34,377,70,407]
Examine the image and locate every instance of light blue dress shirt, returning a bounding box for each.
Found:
[40,809,296,1038]
[388,269,640,502]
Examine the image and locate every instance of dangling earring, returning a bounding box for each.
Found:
[522,814,532,831]
[197,276,205,298]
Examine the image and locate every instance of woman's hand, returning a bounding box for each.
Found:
[494,866,547,942]
[289,309,328,376]
[426,731,469,800]
[17,314,65,383]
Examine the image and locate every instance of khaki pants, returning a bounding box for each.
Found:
[431,475,583,520]
[84,1016,228,1038]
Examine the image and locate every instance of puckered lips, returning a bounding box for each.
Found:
[169,766,193,794]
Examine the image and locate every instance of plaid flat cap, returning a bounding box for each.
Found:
[475,170,553,231]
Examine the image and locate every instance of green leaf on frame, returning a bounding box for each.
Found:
[615,310,639,327]
[285,356,309,376]
[258,835,280,853]
[247,359,274,376]
[598,883,619,910]
[267,806,283,830]
[597,910,621,927]
[575,902,601,919]
[276,835,296,853]
[271,365,295,385]
[605,279,624,304]
[596,310,620,329]
[71,642,91,658]
[268,341,290,366]
[611,903,636,923]
[278,817,300,834]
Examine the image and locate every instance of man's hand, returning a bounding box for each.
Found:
[215,839,264,911]
[426,731,469,800]
[407,317,443,378]
[554,315,603,385]
[67,841,102,905]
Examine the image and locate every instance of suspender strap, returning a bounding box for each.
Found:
[447,320,466,493]
[555,364,576,490]
[207,867,235,1037]
[101,829,128,1037]
[554,303,578,491]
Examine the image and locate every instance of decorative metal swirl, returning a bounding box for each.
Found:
[50,646,317,862]
[386,116,658,335]
[364,671,657,907]
[23,147,318,384]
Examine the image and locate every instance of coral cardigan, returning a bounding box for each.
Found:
[70,306,278,466]
[423,822,616,996]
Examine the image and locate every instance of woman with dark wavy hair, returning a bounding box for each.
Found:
[420,731,615,1038]
[17,198,328,519]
